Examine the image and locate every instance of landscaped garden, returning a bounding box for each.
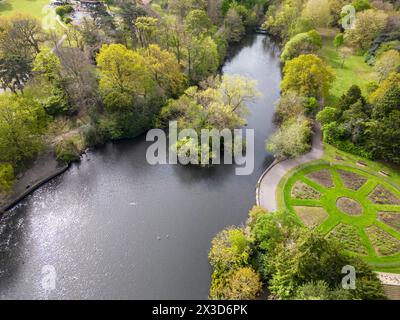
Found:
[281,160,400,272]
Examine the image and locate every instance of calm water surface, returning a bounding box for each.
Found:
[0,35,281,299]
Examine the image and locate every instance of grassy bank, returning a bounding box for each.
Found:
[319,28,378,105]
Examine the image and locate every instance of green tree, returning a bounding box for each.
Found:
[223,8,245,43]
[263,0,304,41]
[32,48,70,116]
[366,73,400,163]
[221,267,262,300]
[33,48,62,83]
[352,0,371,12]
[274,91,306,122]
[187,36,220,83]
[184,9,212,36]
[168,0,207,19]
[374,50,400,83]
[316,106,339,125]
[134,17,159,47]
[266,116,312,159]
[302,0,333,27]
[346,9,388,51]
[159,74,259,132]
[209,227,250,272]
[96,44,156,111]
[0,54,31,94]
[281,30,322,62]
[0,95,47,167]
[333,33,344,51]
[0,14,44,93]
[0,162,14,194]
[117,2,147,45]
[281,54,335,99]
[140,44,186,96]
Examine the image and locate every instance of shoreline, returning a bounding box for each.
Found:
[256,124,324,211]
[0,150,69,214]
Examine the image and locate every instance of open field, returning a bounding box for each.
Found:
[319,29,378,104]
[0,0,49,18]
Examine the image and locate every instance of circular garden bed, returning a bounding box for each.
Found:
[281,162,400,269]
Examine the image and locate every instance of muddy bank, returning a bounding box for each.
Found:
[0,149,68,214]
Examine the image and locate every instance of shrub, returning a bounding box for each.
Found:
[352,0,371,12]
[366,81,379,94]
[0,163,14,194]
[346,9,388,52]
[304,97,319,116]
[54,139,80,164]
[294,281,354,300]
[274,92,306,123]
[208,227,250,272]
[280,30,322,62]
[246,206,268,228]
[317,107,339,126]
[266,116,312,159]
[82,124,105,148]
[42,89,70,116]
[222,267,262,300]
[56,5,74,18]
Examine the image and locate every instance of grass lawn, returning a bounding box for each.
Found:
[319,28,378,105]
[277,143,400,273]
[0,0,50,18]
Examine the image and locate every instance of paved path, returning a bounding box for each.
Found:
[0,149,68,213]
[258,125,324,211]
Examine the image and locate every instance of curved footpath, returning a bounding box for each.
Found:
[0,149,68,214]
[257,125,324,211]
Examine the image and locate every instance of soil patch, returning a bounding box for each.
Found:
[291,181,321,200]
[369,185,400,205]
[378,212,400,232]
[366,225,400,256]
[327,223,366,255]
[294,206,329,228]
[306,170,334,188]
[338,169,367,191]
[337,197,363,216]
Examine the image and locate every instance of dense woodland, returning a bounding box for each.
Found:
[0,0,268,194]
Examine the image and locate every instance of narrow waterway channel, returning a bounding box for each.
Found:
[0,34,281,299]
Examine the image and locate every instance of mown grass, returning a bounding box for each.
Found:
[0,0,49,18]
[277,154,400,273]
[319,29,378,105]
